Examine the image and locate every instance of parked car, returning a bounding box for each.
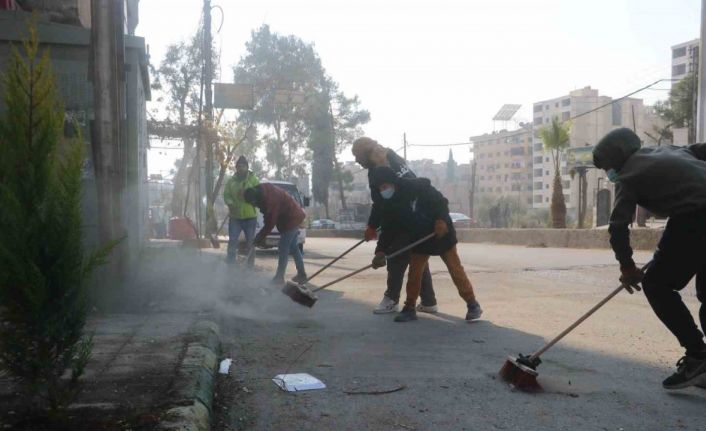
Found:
[449,212,476,229]
[253,180,310,252]
[310,219,336,229]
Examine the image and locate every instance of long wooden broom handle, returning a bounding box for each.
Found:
[312,233,435,293]
[530,264,649,361]
[305,238,366,283]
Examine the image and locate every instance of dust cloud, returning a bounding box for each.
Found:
[126,245,311,322]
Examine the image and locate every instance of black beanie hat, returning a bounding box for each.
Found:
[371,166,399,188]
[593,128,641,171]
[236,155,248,168]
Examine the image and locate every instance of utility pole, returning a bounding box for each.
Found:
[469,159,476,220]
[90,0,125,295]
[203,0,215,233]
[403,132,407,162]
[697,0,706,142]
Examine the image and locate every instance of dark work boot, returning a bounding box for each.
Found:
[466,300,483,321]
[662,353,706,390]
[394,306,417,323]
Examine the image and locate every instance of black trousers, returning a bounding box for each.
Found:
[642,210,706,355]
[385,251,436,306]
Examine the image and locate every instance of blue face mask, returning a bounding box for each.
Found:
[380,188,395,200]
[606,168,619,183]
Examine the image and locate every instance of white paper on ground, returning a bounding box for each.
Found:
[272,373,326,392]
[219,358,232,375]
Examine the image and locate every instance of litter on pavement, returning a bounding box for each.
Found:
[219,358,232,375]
[272,373,326,392]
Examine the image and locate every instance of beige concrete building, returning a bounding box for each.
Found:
[469,125,534,207]
[671,39,699,83]
[532,87,662,215]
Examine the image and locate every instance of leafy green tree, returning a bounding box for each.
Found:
[234,25,327,179]
[654,73,697,144]
[539,118,570,228]
[0,25,114,417]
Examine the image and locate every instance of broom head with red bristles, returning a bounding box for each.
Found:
[498,354,542,392]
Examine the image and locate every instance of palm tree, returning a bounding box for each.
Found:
[539,118,570,228]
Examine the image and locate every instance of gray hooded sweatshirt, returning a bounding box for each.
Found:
[609,143,706,267]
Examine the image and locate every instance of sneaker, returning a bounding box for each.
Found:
[373,296,399,314]
[291,273,308,284]
[465,301,483,321]
[270,276,285,286]
[416,303,439,314]
[394,307,417,322]
[662,355,706,390]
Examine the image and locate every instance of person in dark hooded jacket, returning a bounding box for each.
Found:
[352,137,437,315]
[370,166,482,323]
[593,127,706,390]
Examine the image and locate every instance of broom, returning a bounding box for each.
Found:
[499,264,648,391]
[283,233,435,308]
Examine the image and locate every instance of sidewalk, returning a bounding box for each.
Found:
[0,244,229,431]
[0,311,220,431]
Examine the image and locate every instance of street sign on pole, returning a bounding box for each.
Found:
[213,83,254,110]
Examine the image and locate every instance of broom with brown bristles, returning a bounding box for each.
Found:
[283,233,435,308]
[499,264,649,392]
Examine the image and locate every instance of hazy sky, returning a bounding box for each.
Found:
[140,0,700,174]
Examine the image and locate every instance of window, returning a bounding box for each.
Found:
[533,104,543,113]
[534,182,542,190]
[673,63,687,76]
[534,143,543,151]
[545,197,549,203]
[673,46,687,59]
[496,175,501,180]
[546,170,550,175]
[480,176,485,180]
[512,173,523,180]
[545,184,549,189]
[612,102,622,126]
[562,98,571,107]
[512,161,523,168]
[545,118,550,123]
[534,169,543,177]
[534,117,543,126]
[561,167,567,175]
[564,194,571,204]
[545,157,549,162]
[555,102,559,108]
[510,147,525,156]
[562,180,570,189]
[511,184,521,191]
[534,195,543,203]
[545,104,550,110]
[562,111,570,121]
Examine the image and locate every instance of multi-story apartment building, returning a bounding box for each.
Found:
[532,87,658,212]
[671,39,699,83]
[469,124,534,207]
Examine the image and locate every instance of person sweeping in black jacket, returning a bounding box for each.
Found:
[370,166,482,323]
[352,137,438,315]
[593,128,706,390]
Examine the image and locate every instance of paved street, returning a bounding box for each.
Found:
[209,238,705,431]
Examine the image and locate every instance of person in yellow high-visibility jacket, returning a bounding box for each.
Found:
[223,156,259,266]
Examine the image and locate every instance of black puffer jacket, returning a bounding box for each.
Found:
[375,177,457,256]
[367,150,415,229]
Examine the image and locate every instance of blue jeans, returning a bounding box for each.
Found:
[275,228,306,280]
[227,217,257,266]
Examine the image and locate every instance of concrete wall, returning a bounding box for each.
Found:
[307,228,662,251]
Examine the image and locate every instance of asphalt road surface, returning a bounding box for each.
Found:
[206,237,705,431]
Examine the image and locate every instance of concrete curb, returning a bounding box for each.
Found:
[157,321,220,431]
